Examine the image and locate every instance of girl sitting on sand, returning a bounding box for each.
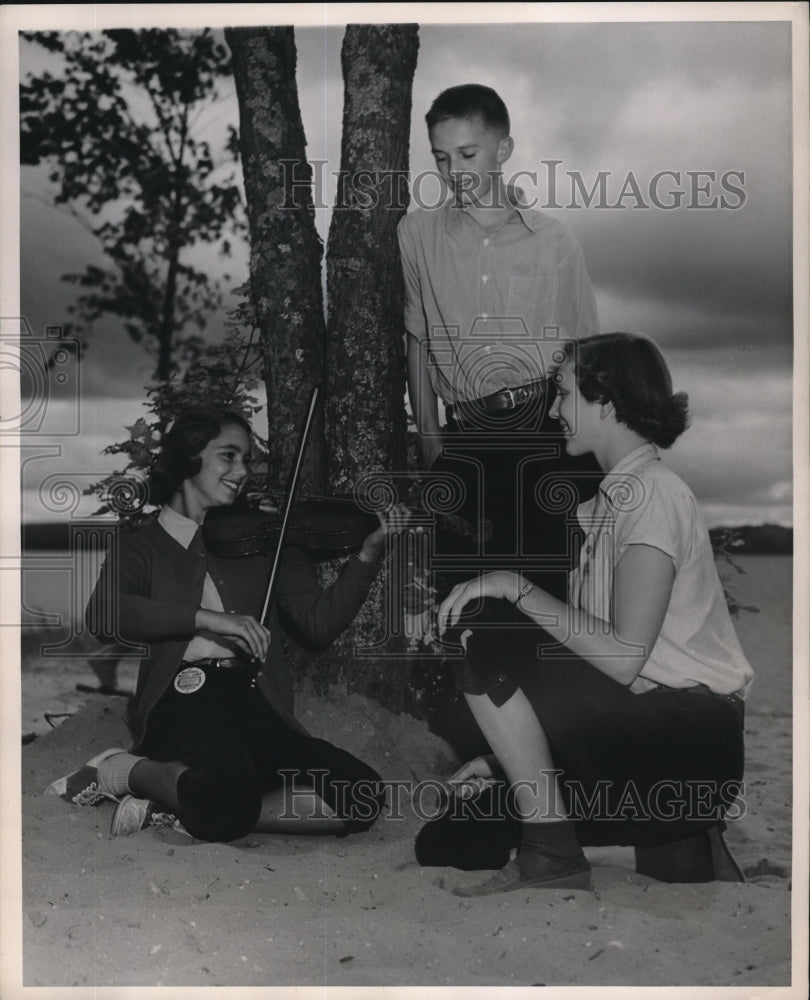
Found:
[48,406,407,842]
[418,332,753,895]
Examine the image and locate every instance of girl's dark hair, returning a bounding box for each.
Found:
[148,407,252,506]
[561,333,690,449]
[426,84,510,136]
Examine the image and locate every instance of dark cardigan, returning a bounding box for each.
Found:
[85,518,380,749]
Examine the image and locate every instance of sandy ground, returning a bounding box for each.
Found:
[8,556,806,992]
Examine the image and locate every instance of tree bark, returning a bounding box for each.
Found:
[228,24,422,715]
[325,23,419,490]
[316,24,420,709]
[226,26,326,494]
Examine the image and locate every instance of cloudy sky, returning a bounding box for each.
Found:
[9,4,803,527]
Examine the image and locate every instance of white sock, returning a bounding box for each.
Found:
[97,752,144,797]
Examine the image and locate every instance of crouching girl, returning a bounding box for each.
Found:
[418,333,752,894]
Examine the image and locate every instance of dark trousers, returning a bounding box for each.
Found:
[421,395,601,755]
[139,664,385,842]
[416,617,745,870]
[431,396,601,596]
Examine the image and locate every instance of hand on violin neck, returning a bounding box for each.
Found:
[357,503,415,563]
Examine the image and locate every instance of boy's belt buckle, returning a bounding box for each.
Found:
[481,381,543,413]
[448,381,544,422]
[496,387,517,410]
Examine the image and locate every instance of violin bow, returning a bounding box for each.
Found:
[260,381,322,626]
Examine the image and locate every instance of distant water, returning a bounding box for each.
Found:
[20,548,792,640]
[715,554,793,715]
[19,547,107,639]
[17,550,795,732]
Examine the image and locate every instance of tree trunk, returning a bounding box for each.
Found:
[325,23,418,489]
[157,225,181,383]
[226,26,326,494]
[228,23,423,716]
[316,24,420,710]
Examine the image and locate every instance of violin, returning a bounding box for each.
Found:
[202,381,470,631]
[202,494,379,560]
[202,383,384,630]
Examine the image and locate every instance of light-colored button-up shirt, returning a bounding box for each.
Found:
[158,504,237,661]
[569,444,754,698]
[398,200,599,403]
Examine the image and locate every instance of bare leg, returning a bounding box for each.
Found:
[464,688,568,823]
[454,687,591,895]
[128,761,347,835]
[253,785,347,835]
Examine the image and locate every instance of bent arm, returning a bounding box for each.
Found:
[274,544,380,646]
[517,544,675,685]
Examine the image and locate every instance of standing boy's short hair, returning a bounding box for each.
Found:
[426,84,510,136]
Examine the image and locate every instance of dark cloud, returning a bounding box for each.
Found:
[406,21,794,377]
[414,21,791,161]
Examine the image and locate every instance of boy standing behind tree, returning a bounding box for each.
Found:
[398,84,600,600]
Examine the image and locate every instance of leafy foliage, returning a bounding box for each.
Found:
[86,287,267,522]
[21,28,245,380]
[711,528,760,618]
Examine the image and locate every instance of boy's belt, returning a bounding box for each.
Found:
[446,380,546,421]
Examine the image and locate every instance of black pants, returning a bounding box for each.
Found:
[421,396,601,755]
[431,396,601,595]
[416,619,745,870]
[138,664,385,842]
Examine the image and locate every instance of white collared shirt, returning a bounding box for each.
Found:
[569,444,754,698]
[158,505,237,661]
[398,200,599,403]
